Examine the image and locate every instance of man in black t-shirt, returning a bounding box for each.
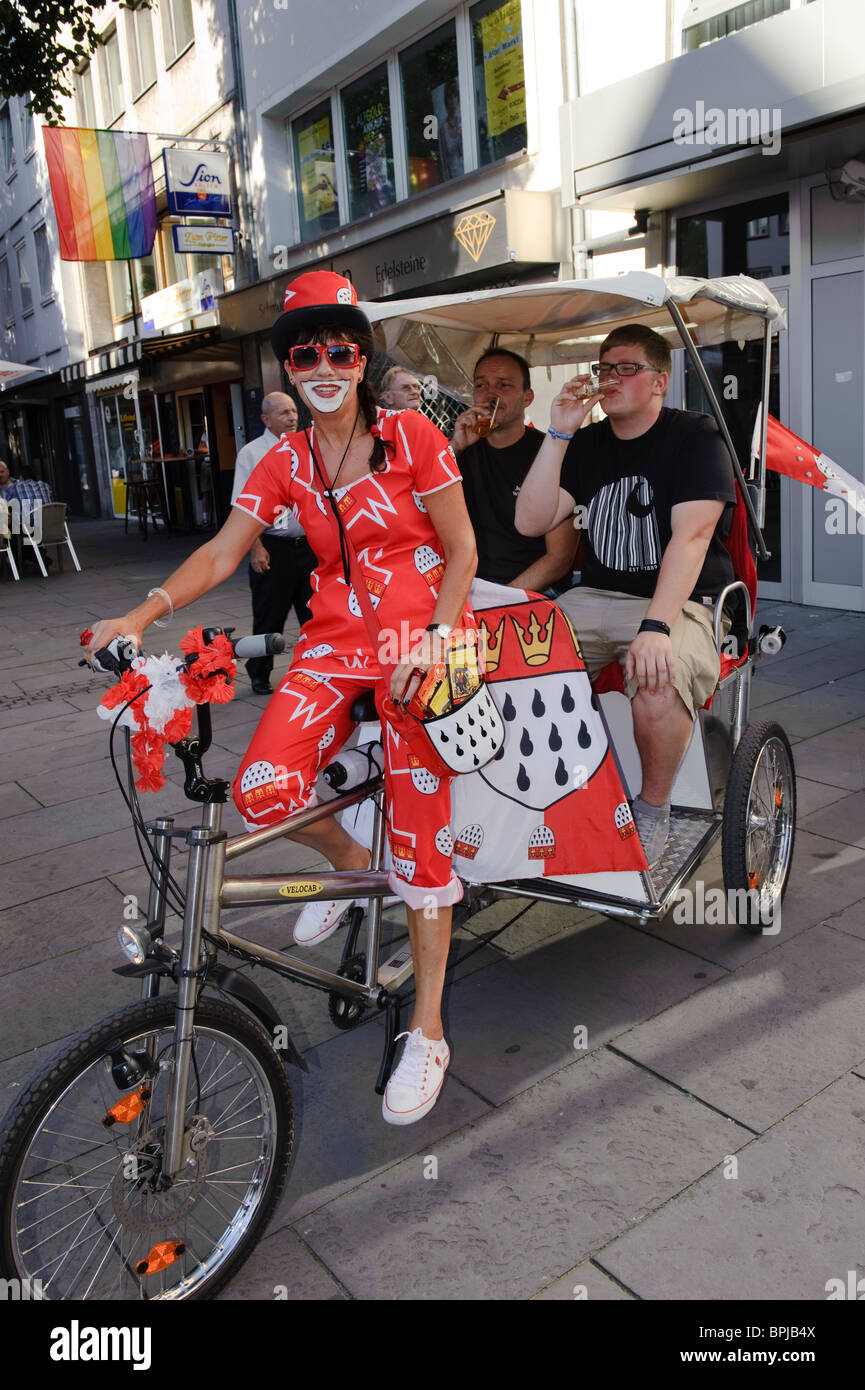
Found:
[451,349,578,591]
[515,326,737,866]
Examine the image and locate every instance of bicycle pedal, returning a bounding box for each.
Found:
[377,945,414,990]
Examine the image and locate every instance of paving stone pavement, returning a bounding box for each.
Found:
[1,522,864,1302]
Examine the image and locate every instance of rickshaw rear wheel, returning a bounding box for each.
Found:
[722,720,796,934]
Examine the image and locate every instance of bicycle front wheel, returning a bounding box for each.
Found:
[0,995,293,1300]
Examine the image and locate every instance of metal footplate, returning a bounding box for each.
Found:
[647,808,721,911]
[377,944,414,990]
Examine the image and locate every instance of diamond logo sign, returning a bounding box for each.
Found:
[454,211,496,263]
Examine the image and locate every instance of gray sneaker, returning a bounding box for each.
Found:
[632,797,670,868]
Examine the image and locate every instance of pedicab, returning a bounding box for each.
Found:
[363,271,795,933]
[0,273,794,1300]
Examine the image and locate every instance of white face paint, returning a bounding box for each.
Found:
[297,379,351,414]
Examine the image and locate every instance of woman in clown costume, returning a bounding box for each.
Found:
[84,271,478,1126]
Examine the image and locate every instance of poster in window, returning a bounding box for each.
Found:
[356,99,393,212]
[299,116,336,222]
[433,79,463,181]
[481,1,525,139]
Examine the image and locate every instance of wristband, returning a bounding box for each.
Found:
[426,622,453,639]
[547,426,574,441]
[638,618,671,637]
[147,586,174,628]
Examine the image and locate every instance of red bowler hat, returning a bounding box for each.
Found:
[271,270,372,364]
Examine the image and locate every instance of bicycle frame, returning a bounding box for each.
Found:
[139,768,399,1179]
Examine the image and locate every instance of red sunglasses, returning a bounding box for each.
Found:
[289,343,360,371]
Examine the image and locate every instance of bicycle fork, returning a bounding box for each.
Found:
[163,803,226,1181]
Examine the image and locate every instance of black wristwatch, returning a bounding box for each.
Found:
[425,622,453,639]
[638,618,671,637]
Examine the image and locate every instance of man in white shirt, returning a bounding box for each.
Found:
[230,392,315,693]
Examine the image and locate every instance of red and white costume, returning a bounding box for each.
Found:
[231,408,474,909]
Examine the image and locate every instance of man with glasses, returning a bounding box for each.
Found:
[379,366,424,413]
[230,391,315,694]
[451,348,578,591]
[515,326,737,865]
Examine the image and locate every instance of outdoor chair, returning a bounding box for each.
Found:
[0,500,20,580]
[21,502,82,575]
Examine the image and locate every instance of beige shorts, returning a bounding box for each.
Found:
[556,586,723,720]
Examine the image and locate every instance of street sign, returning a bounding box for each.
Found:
[141,268,223,333]
[173,224,235,255]
[163,148,231,217]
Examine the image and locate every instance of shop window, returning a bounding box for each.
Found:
[34,225,53,301]
[1,103,15,175]
[15,242,32,315]
[682,0,791,53]
[162,0,195,65]
[400,21,460,196]
[677,193,789,280]
[292,99,340,239]
[77,65,96,127]
[127,3,157,98]
[471,0,527,168]
[342,65,396,220]
[0,256,13,325]
[100,27,125,124]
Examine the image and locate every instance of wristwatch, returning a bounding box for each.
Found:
[425,622,453,640]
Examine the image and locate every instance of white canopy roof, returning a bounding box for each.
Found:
[363,272,786,398]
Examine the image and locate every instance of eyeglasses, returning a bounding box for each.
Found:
[592,361,658,380]
[289,343,360,371]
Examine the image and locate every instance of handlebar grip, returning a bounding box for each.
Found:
[232,633,286,659]
[91,636,139,676]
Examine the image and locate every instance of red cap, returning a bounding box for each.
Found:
[271,271,371,363]
[282,271,358,313]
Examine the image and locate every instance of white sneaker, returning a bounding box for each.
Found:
[293,899,353,946]
[382,1027,450,1126]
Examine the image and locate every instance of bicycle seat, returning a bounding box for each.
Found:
[350,690,378,723]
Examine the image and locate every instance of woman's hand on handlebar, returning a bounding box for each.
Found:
[84,619,143,667]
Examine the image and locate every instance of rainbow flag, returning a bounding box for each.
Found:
[42,127,157,261]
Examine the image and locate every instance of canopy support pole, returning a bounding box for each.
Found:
[666,301,769,561]
[757,320,771,528]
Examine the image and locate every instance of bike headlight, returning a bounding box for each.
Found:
[116,923,150,966]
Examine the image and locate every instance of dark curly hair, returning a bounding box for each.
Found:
[286,322,393,473]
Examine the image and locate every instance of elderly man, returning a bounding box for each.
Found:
[379,366,423,412]
[230,392,315,693]
[515,325,737,865]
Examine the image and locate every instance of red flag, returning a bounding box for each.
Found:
[757,412,865,522]
[450,584,647,880]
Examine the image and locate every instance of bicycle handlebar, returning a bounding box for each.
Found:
[84,628,285,677]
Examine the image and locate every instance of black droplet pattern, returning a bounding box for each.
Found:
[548,723,562,752]
[456,745,464,757]
[503,694,516,721]
[532,689,545,717]
[561,685,575,712]
[555,758,569,786]
[517,764,530,792]
[520,727,533,757]
[578,720,591,749]
[590,691,600,711]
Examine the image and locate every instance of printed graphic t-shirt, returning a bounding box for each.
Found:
[560,408,738,599]
[457,427,548,584]
[231,408,467,654]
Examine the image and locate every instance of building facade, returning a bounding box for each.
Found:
[561,0,865,610]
